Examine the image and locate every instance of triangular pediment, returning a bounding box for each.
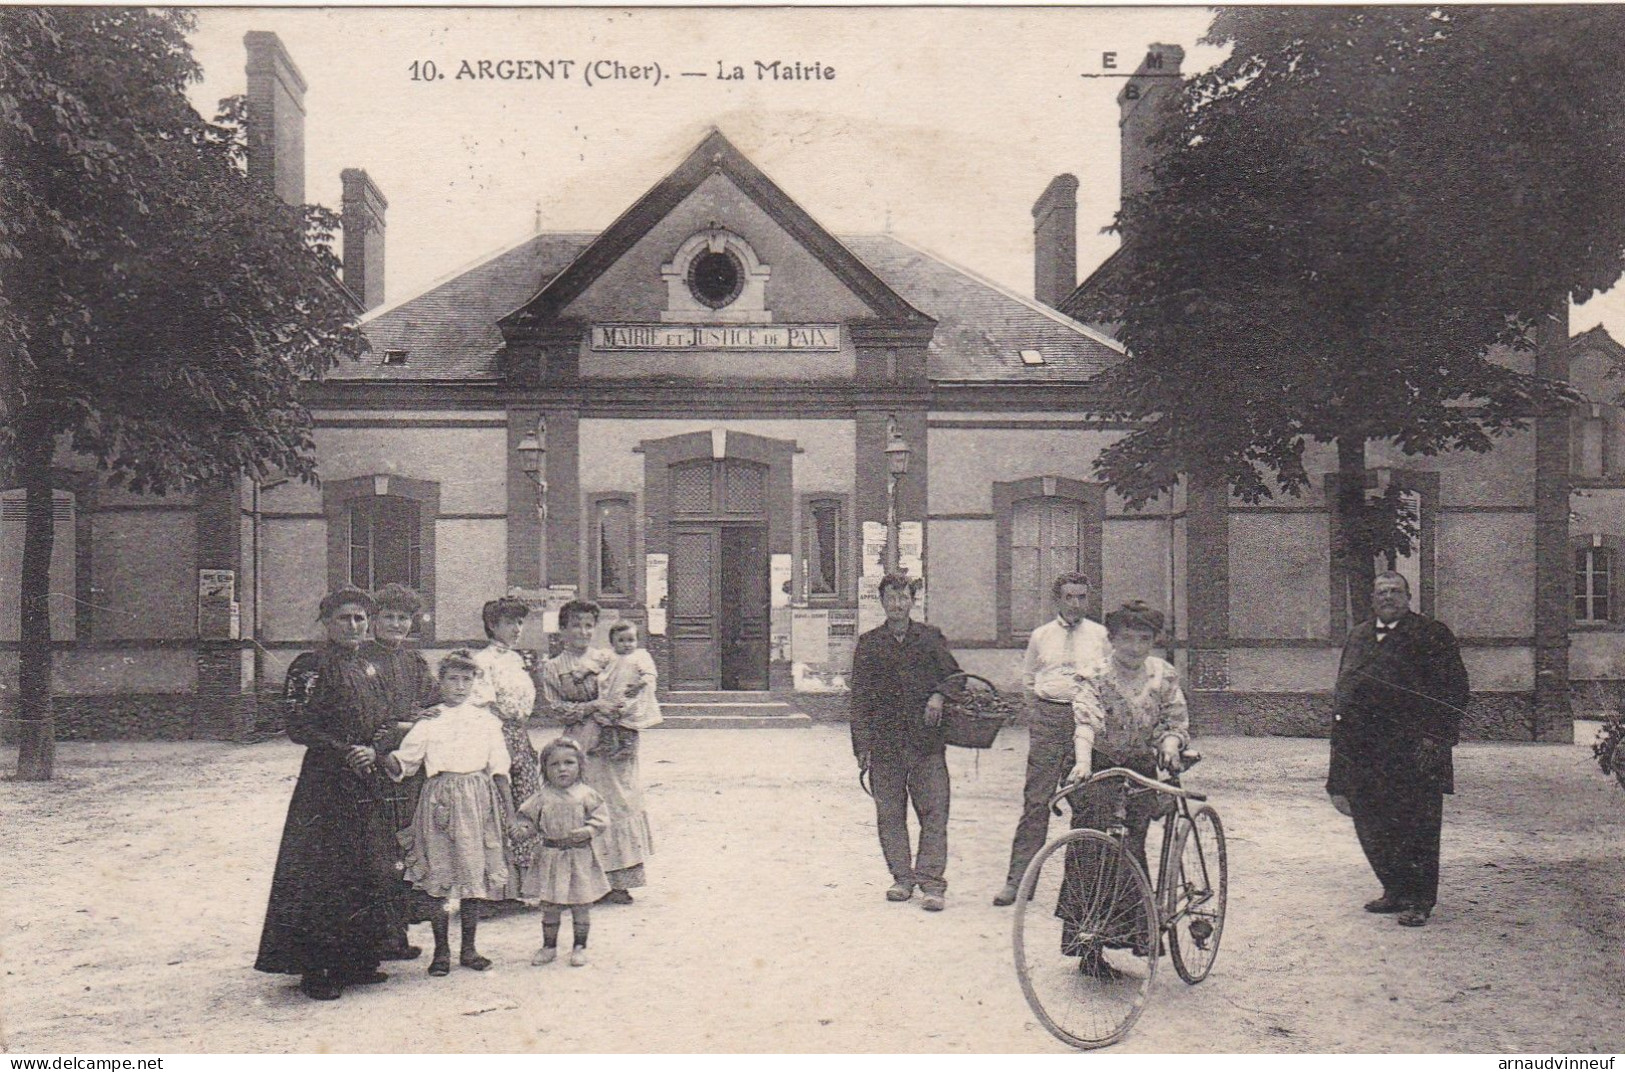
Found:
[500,130,927,330]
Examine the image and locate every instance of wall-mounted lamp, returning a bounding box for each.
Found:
[884,415,912,573]
[885,416,912,477]
[517,419,548,521]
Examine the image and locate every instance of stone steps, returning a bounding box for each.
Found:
[656,691,813,728]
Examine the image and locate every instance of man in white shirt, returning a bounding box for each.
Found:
[993,571,1111,906]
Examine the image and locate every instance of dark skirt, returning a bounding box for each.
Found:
[1056,753,1161,957]
[254,749,398,976]
[501,718,541,874]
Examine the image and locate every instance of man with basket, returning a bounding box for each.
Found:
[850,573,963,912]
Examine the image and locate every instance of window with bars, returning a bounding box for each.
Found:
[596,497,634,599]
[348,495,420,592]
[1010,496,1083,635]
[669,459,766,516]
[1575,545,1613,623]
[804,497,844,598]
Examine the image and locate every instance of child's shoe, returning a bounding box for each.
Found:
[568,946,588,967]
[460,949,493,971]
[531,946,557,966]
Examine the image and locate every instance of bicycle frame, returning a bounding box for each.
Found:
[1046,766,1213,934]
[1013,762,1226,1050]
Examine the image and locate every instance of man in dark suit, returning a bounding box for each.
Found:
[1328,571,1469,927]
[850,573,962,912]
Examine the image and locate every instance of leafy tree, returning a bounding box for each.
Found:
[1,9,365,780]
[1078,8,1625,621]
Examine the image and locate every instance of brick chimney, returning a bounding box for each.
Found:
[341,169,388,311]
[244,31,307,206]
[1118,43,1185,209]
[1032,174,1078,309]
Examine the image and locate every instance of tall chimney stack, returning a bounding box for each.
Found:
[1032,174,1079,309]
[1118,43,1185,210]
[244,31,307,206]
[341,169,388,312]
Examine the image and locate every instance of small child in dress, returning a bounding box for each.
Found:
[514,737,610,967]
[383,650,515,977]
[595,621,664,760]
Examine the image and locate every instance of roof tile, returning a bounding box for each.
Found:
[342,231,1121,384]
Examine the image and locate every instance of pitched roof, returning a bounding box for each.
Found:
[841,235,1123,382]
[1058,244,1126,335]
[502,129,926,330]
[328,232,595,381]
[1568,324,1625,362]
[339,231,1122,384]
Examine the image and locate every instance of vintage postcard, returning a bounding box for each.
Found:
[2,4,1622,1058]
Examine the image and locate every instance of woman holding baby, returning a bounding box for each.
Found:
[539,599,654,904]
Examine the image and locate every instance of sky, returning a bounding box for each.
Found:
[185,7,1625,335]
[184,7,1220,311]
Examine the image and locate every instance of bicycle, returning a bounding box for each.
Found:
[1011,756,1228,1050]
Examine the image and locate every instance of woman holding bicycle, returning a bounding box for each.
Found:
[1061,600,1190,979]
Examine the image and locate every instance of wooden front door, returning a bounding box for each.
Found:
[720,524,769,690]
[670,525,720,689]
[668,521,768,689]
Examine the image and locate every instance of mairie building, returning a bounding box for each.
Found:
[0,35,1608,743]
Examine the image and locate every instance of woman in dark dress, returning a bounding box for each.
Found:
[255,586,400,1001]
[366,582,439,960]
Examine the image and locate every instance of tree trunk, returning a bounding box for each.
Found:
[1531,296,1572,740]
[14,434,56,781]
[1335,434,1374,628]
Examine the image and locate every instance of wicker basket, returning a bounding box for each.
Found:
[938,672,1016,749]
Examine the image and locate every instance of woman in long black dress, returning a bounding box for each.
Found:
[366,582,438,959]
[255,586,400,1001]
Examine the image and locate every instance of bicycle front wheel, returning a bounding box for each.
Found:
[1012,829,1159,1050]
[1166,805,1228,984]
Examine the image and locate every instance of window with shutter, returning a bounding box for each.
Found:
[1010,496,1082,635]
[803,497,844,598]
[347,495,420,591]
[596,497,633,598]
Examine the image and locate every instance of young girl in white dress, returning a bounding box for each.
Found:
[383,650,514,976]
[515,736,610,967]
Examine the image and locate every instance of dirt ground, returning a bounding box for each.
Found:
[1,726,1622,1054]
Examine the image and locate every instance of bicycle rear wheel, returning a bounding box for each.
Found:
[1012,829,1159,1050]
[1166,805,1228,984]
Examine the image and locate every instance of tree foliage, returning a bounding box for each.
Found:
[0,9,366,779]
[1079,8,1625,515]
[0,8,364,491]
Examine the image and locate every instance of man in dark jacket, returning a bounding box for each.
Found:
[1328,571,1469,927]
[850,573,962,912]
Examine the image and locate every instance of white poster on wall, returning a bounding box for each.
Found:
[791,609,831,663]
[645,553,668,635]
[900,521,924,619]
[858,520,888,633]
[861,520,887,578]
[857,574,883,635]
[770,553,792,609]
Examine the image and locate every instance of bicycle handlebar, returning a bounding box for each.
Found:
[1047,766,1208,812]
